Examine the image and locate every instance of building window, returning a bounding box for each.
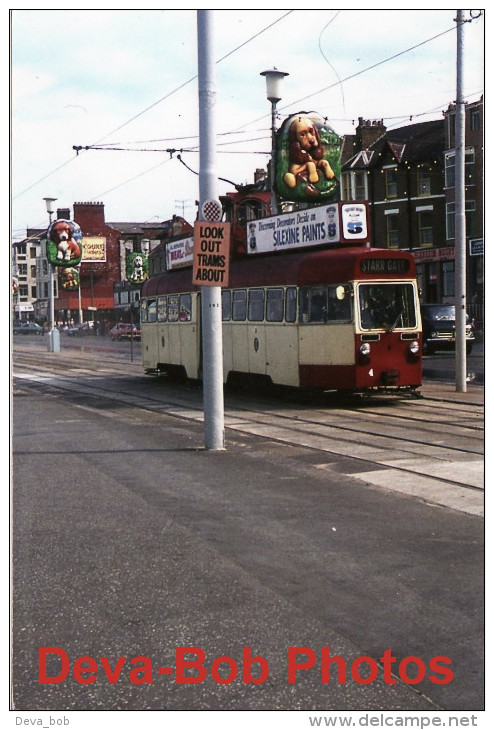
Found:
[446,201,476,240]
[354,172,367,200]
[341,171,367,201]
[341,173,351,201]
[470,108,480,131]
[444,149,475,188]
[446,202,455,239]
[442,261,455,297]
[386,215,399,248]
[417,168,431,196]
[445,153,455,189]
[418,210,434,247]
[385,168,397,198]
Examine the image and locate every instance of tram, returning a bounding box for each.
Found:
[140,202,422,394]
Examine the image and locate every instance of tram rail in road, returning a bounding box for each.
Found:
[12,341,484,517]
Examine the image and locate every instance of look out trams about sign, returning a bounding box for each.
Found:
[193,222,231,287]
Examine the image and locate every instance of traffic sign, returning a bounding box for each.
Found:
[193,222,231,287]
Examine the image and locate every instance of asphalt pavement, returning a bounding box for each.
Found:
[11,345,484,713]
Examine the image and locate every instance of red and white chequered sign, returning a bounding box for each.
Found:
[201,199,222,222]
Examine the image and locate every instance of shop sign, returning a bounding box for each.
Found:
[469,238,483,256]
[413,246,455,262]
[166,237,194,270]
[82,236,106,262]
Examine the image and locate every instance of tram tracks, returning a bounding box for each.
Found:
[13,349,484,516]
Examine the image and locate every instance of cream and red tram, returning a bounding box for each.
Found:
[140,244,422,394]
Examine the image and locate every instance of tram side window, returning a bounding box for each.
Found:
[266,288,284,322]
[147,298,157,323]
[179,293,192,321]
[232,289,247,321]
[285,287,297,323]
[327,284,352,322]
[300,286,328,323]
[157,296,167,322]
[222,290,231,321]
[248,289,265,321]
[168,294,179,322]
[140,299,148,323]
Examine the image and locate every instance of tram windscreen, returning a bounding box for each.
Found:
[359,283,417,331]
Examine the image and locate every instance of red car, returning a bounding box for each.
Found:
[110,323,141,341]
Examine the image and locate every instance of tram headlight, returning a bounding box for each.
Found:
[359,342,371,358]
[408,340,420,358]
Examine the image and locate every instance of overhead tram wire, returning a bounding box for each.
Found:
[229,21,465,137]
[15,12,482,204]
[87,10,295,147]
[13,10,294,201]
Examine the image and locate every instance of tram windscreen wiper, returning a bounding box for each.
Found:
[387,308,404,333]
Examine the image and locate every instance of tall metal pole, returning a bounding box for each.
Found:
[455,10,467,392]
[270,100,277,215]
[197,10,225,450]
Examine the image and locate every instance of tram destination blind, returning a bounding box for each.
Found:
[193,222,231,287]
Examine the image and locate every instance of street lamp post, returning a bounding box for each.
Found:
[43,197,60,353]
[260,68,289,215]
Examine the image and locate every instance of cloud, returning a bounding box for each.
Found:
[10,8,484,237]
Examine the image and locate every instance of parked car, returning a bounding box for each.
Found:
[13,322,44,336]
[420,303,475,355]
[65,322,94,337]
[110,323,141,341]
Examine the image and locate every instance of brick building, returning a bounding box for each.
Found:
[340,101,483,325]
[42,203,193,326]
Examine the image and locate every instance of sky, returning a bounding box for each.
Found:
[10,6,484,240]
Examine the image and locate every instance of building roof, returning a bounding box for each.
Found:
[342,119,445,171]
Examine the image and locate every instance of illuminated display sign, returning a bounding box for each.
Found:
[46,219,83,267]
[126,252,149,284]
[275,111,341,203]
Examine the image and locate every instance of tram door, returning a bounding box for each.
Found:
[247,289,267,376]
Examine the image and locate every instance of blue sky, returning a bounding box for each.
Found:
[10,7,484,239]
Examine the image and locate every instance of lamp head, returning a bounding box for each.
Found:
[260,68,289,103]
[43,197,58,215]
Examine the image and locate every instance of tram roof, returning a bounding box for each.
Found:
[142,246,416,296]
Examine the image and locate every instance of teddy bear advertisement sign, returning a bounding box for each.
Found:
[46,219,83,267]
[275,112,341,202]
